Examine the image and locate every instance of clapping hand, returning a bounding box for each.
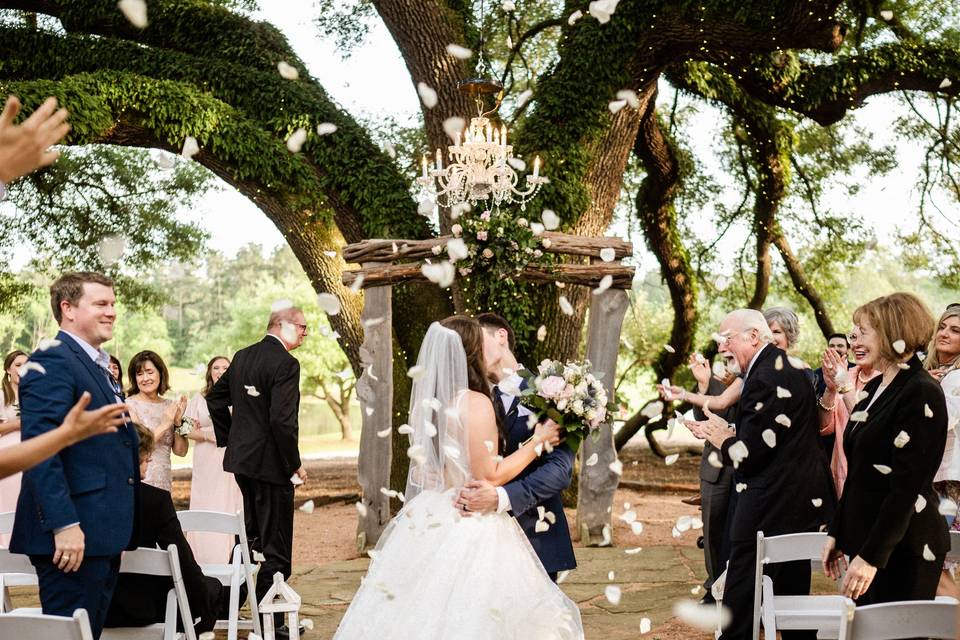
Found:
[0,96,70,183]
[688,354,711,387]
[685,406,734,448]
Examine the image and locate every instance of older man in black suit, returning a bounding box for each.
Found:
[206,305,307,637]
[688,309,835,640]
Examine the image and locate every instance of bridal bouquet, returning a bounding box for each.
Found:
[519,359,614,453]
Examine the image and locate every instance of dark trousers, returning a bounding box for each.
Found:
[857,548,941,605]
[719,537,814,640]
[235,473,294,624]
[30,554,121,640]
[701,468,734,592]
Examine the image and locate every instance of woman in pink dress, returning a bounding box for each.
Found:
[0,350,27,546]
[126,351,188,492]
[817,325,880,496]
[184,356,242,564]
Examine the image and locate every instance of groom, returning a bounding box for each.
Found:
[458,313,577,581]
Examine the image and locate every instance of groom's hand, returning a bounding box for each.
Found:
[458,480,499,515]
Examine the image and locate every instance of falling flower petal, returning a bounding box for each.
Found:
[665,453,680,465]
[811,498,823,508]
[604,585,622,605]
[407,365,426,381]
[916,495,927,512]
[588,0,621,24]
[892,339,906,354]
[417,82,438,108]
[446,43,472,59]
[568,9,583,25]
[244,385,260,397]
[880,9,894,20]
[507,156,527,172]
[728,441,749,468]
[181,136,199,159]
[616,89,640,108]
[585,453,599,466]
[317,292,341,315]
[599,247,616,262]
[537,325,547,342]
[501,1,516,11]
[736,482,747,493]
[774,414,791,428]
[271,299,294,312]
[517,88,534,107]
[776,386,792,398]
[925,404,934,418]
[608,99,627,114]
[302,619,314,631]
[542,209,560,230]
[923,544,936,561]
[382,142,396,158]
[856,390,870,403]
[850,410,869,422]
[894,431,910,448]
[939,497,958,516]
[364,406,374,417]
[559,295,574,315]
[626,547,643,555]
[17,361,45,378]
[286,127,308,153]
[443,116,466,142]
[299,500,315,514]
[447,238,469,262]
[277,61,299,80]
[609,459,623,475]
[707,451,723,468]
[673,599,730,632]
[940,78,953,89]
[762,429,776,448]
[594,275,613,295]
[421,261,456,288]
[376,427,391,438]
[407,444,427,465]
[664,344,676,353]
[873,464,892,475]
[317,122,338,136]
[118,0,148,28]
[98,235,127,266]
[640,618,652,634]
[280,320,298,344]
[36,338,61,351]
[397,424,414,435]
[534,520,550,533]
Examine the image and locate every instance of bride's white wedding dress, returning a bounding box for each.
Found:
[333,323,584,640]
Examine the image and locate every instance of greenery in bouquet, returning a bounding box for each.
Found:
[518,358,616,453]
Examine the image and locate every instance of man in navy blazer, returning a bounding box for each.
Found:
[11,272,139,639]
[458,313,576,580]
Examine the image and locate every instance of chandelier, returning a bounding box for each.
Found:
[417,79,547,211]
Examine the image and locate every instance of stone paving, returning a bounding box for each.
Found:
[291,544,715,639]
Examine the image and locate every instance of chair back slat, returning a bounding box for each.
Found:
[0,609,95,640]
[760,532,829,564]
[841,600,957,640]
[0,511,14,536]
[947,530,960,562]
[0,548,35,574]
[176,510,244,536]
[119,547,172,577]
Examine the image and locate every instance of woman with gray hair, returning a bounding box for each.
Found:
[763,307,801,351]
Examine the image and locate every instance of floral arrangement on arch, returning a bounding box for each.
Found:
[436,208,552,278]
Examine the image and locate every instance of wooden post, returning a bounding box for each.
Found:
[577,287,629,546]
[354,280,393,551]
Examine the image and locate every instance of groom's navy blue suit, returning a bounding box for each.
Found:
[11,331,139,639]
[497,379,577,575]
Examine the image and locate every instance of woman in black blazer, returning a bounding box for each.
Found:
[822,292,949,604]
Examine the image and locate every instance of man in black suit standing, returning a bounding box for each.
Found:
[206,304,307,636]
[687,309,834,640]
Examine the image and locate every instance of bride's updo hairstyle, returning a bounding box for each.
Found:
[440,315,508,451]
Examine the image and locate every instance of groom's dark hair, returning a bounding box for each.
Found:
[476,312,515,352]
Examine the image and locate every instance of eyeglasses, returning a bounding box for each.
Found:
[293,323,308,333]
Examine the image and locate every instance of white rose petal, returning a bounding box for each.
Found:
[397,424,414,435]
[17,361,46,378]
[421,261,456,288]
[641,401,664,418]
[271,299,294,312]
[299,500,315,514]
[244,385,260,397]
[517,88,534,108]
[608,99,627,114]
[894,431,911,448]
[940,78,953,89]
[916,495,927,512]
[774,414,791,428]
[376,427,391,438]
[600,247,617,262]
[443,116,466,142]
[277,61,299,80]
[559,295,574,316]
[604,585,622,606]
[286,127,308,153]
[534,519,550,533]
[446,43,472,59]
[447,238,469,262]
[707,451,723,468]
[609,459,623,475]
[36,338,61,351]
[381,142,396,158]
[728,441,749,468]
[664,344,676,353]
[925,404,934,418]
[626,547,643,555]
[407,365,426,381]
[98,235,127,266]
[630,521,643,535]
[317,292,341,315]
[811,498,823,508]
[761,429,776,448]
[118,0,148,28]
[923,544,936,561]
[181,136,199,159]
[880,9,894,20]
[850,410,869,422]
[939,497,958,516]
[776,386,792,398]
[407,444,427,465]
[665,453,680,466]
[317,122,338,136]
[568,9,583,25]
[537,325,547,341]
[774,356,783,370]
[355,501,367,517]
[585,453,599,466]
[892,339,906,354]
[542,209,560,230]
[616,88,640,108]
[672,599,730,632]
[280,320,298,344]
[873,464,892,475]
[856,390,870,403]
[302,619,314,631]
[640,617,652,634]
[593,275,613,295]
[417,82,438,108]
[501,1,516,11]
[736,482,747,493]
[507,157,526,172]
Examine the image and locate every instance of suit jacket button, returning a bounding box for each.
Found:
[128,477,134,485]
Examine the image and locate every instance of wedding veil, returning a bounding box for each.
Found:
[404,321,472,500]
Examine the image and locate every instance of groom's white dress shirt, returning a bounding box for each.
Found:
[495,369,533,514]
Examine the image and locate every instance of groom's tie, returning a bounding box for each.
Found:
[492,386,506,422]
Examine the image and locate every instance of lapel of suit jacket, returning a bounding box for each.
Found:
[846,354,921,439]
[739,343,780,398]
[506,375,529,417]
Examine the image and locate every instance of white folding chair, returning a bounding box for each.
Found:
[839,598,958,639]
[101,545,196,640]
[0,608,95,640]
[948,530,960,562]
[711,566,727,639]
[754,531,847,640]
[176,510,261,639]
[0,547,37,613]
[0,511,14,539]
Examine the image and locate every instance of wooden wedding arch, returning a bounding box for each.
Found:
[342,231,636,550]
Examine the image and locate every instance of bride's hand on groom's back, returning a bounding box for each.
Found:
[457,480,499,516]
[533,419,562,448]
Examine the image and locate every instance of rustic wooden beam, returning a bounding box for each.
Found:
[341,262,635,289]
[577,288,630,546]
[354,279,394,551]
[342,232,633,264]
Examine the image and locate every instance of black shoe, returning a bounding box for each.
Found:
[276,623,307,639]
[699,592,716,606]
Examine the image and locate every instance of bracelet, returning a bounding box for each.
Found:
[817,396,836,412]
[836,384,853,395]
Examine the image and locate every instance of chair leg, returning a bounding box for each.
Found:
[227,569,241,640]
[247,566,262,637]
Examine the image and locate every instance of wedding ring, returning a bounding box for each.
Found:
[63,555,71,561]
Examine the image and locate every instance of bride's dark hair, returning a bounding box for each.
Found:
[440,315,508,452]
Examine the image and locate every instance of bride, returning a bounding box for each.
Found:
[333,316,584,639]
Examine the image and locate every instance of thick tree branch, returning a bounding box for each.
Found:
[771,230,835,338]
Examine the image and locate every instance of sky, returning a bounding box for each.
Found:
[13,2,935,275]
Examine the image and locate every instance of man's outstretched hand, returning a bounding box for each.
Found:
[0,96,70,183]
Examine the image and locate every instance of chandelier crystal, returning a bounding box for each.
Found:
[417,97,546,212]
